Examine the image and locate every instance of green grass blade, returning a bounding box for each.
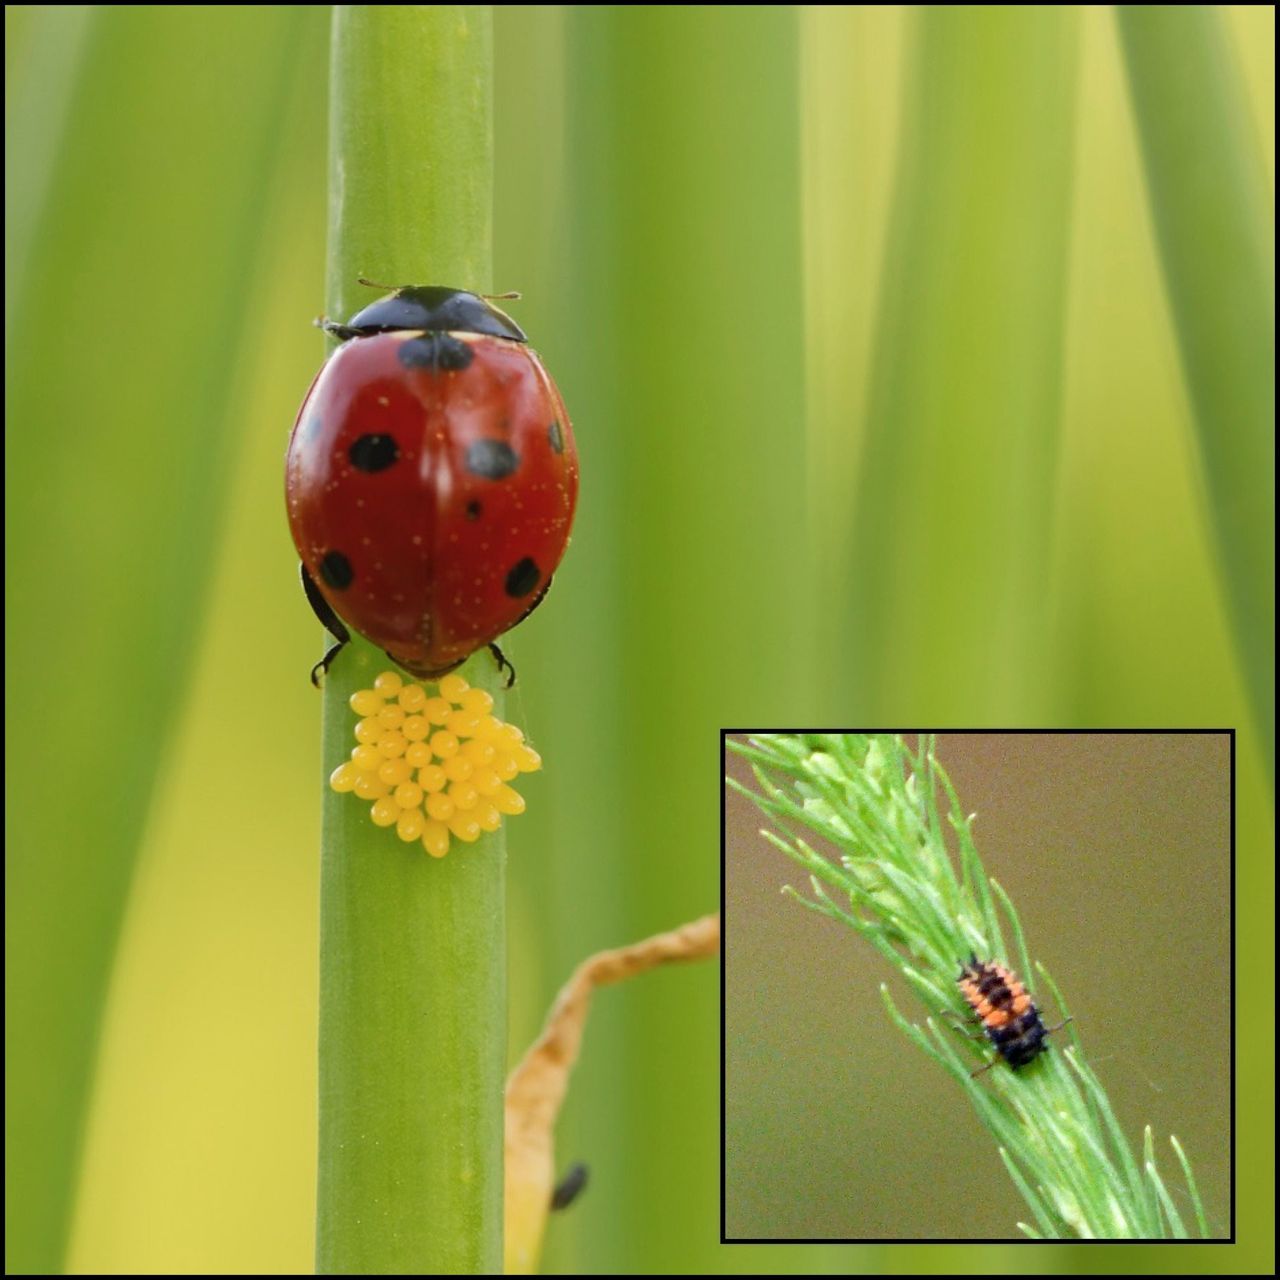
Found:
[837,7,1079,722]
[3,8,307,1271]
[1116,6,1275,771]
[563,7,808,1268]
[3,3,93,345]
[315,7,503,1274]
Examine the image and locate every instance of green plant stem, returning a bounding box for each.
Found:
[316,7,503,1274]
[1116,6,1275,773]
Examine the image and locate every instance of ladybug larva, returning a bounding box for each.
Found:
[956,954,1071,1076]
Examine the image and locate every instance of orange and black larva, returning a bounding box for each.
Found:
[286,285,579,685]
[957,954,1067,1074]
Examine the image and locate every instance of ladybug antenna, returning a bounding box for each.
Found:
[1043,1016,1074,1036]
[356,275,407,291]
[483,290,522,301]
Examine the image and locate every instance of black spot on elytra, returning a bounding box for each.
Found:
[466,439,519,480]
[320,550,354,590]
[348,433,399,472]
[548,420,565,453]
[504,557,541,598]
[465,500,483,520]
[398,333,474,372]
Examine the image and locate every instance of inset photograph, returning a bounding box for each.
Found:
[723,732,1231,1242]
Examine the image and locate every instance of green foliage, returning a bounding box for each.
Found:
[5,4,1269,1273]
[839,7,1078,721]
[4,8,311,1271]
[729,733,1207,1240]
[1117,6,1276,771]
[544,7,809,1269]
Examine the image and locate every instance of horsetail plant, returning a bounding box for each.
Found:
[727,733,1208,1240]
[316,8,503,1274]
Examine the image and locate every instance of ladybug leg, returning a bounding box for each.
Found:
[937,1012,988,1042]
[299,563,351,687]
[486,573,552,689]
[550,1161,588,1212]
[311,642,346,689]
[488,642,517,689]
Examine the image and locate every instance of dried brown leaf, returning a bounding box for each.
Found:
[503,913,720,1272]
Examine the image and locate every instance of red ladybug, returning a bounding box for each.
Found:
[285,284,579,684]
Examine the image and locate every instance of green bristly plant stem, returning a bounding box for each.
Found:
[728,734,1208,1240]
[316,7,502,1274]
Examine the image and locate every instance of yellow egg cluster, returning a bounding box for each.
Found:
[329,669,541,858]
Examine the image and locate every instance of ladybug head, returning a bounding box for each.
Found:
[323,285,527,343]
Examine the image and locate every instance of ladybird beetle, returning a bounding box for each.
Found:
[956,954,1070,1076]
[285,284,579,684]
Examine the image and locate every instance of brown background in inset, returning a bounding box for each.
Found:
[724,732,1231,1240]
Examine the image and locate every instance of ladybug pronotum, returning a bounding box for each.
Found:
[956,954,1070,1076]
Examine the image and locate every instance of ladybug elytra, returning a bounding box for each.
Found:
[285,285,579,684]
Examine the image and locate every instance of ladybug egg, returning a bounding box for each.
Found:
[330,670,544,860]
[370,798,399,827]
[448,814,483,844]
[394,782,424,809]
[330,762,359,792]
[426,792,456,822]
[424,697,453,725]
[399,685,428,713]
[460,688,495,715]
[402,715,430,741]
[396,810,426,842]
[377,759,412,787]
[350,690,383,717]
[373,672,403,697]
[439,673,470,702]
[419,764,448,793]
[421,822,451,859]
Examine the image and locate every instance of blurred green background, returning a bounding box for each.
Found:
[5,4,1272,1275]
